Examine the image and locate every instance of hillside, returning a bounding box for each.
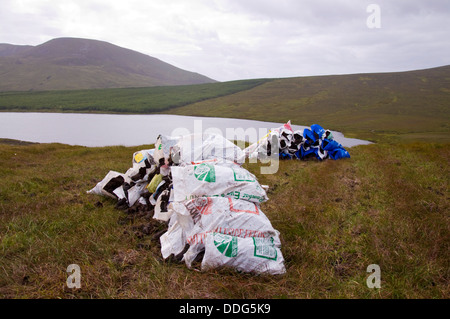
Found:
[0,79,269,113]
[0,44,33,57]
[164,65,450,141]
[1,65,448,142]
[0,38,216,91]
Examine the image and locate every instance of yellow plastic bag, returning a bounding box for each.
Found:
[147,174,163,193]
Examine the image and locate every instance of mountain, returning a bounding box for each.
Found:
[0,44,33,57]
[0,37,216,91]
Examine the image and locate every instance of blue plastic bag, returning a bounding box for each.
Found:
[311,124,325,139]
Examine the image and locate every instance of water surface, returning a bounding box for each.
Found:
[0,112,371,148]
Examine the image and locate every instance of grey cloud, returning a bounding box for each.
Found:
[0,0,448,81]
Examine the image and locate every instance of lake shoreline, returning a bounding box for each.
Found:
[0,112,372,148]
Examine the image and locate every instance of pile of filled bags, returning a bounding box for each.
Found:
[88,132,286,275]
[244,121,350,161]
[87,121,351,275]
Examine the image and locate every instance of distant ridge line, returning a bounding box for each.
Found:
[0,37,216,92]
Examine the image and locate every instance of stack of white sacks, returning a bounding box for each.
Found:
[157,133,286,275]
[88,132,286,275]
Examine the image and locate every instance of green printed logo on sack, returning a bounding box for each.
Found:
[213,233,238,257]
[194,163,216,182]
[253,237,277,260]
[232,167,255,182]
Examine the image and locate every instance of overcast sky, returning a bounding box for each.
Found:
[1,0,449,81]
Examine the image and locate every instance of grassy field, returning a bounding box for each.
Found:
[0,139,448,299]
[0,66,448,299]
[0,79,270,114]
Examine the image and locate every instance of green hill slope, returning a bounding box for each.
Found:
[164,65,450,141]
[1,65,448,142]
[0,38,215,91]
[0,79,269,113]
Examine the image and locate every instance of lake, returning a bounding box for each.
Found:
[0,112,371,148]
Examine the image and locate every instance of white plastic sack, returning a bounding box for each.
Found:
[126,180,149,207]
[160,218,186,260]
[171,162,268,203]
[179,197,281,268]
[160,202,194,259]
[112,185,127,200]
[243,121,293,160]
[243,131,275,160]
[87,170,131,199]
[153,189,173,222]
[124,149,157,183]
[171,133,245,165]
[132,149,154,165]
[201,232,286,275]
[153,135,181,164]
